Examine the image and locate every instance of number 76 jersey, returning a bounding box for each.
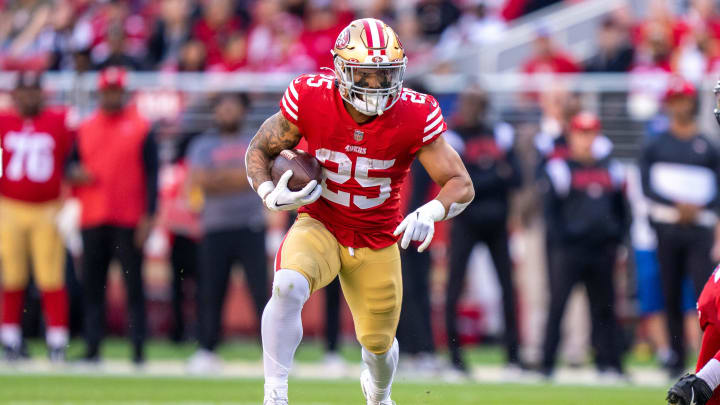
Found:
[280,73,447,249]
[0,108,74,202]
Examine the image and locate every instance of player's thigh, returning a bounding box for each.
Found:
[339,244,402,354]
[276,214,341,293]
[28,202,65,291]
[0,198,31,290]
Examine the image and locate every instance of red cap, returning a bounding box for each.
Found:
[664,76,696,100]
[570,111,601,132]
[98,67,127,90]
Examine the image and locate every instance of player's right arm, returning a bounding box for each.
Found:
[245,111,301,190]
[245,111,321,211]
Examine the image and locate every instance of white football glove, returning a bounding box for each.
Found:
[393,200,446,252]
[257,170,322,211]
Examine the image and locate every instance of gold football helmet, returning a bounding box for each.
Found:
[331,18,407,116]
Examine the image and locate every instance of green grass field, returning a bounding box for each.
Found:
[0,375,665,405]
[0,339,676,404]
[22,337,681,368]
[23,338,516,365]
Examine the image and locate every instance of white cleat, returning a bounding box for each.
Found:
[360,369,396,405]
[187,349,221,375]
[263,389,289,405]
[323,352,348,378]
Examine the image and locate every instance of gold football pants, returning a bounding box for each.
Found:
[275,214,402,354]
[0,197,64,291]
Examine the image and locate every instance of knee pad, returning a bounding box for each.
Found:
[272,269,310,307]
[359,333,393,355]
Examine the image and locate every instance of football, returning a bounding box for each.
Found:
[270,149,323,191]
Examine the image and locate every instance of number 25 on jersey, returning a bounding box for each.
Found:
[315,148,395,210]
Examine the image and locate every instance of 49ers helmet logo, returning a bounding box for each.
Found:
[372,56,383,63]
[335,28,350,49]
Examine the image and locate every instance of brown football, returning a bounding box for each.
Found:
[271,149,323,192]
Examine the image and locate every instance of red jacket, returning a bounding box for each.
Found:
[76,106,149,227]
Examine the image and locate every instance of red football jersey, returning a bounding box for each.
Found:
[699,266,720,331]
[695,266,720,405]
[0,108,74,202]
[279,73,447,249]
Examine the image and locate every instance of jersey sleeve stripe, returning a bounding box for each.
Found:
[282,97,298,120]
[424,114,444,133]
[283,90,298,112]
[288,80,299,100]
[422,126,444,143]
[426,106,440,122]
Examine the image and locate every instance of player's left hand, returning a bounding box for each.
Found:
[394,200,445,252]
[667,373,713,405]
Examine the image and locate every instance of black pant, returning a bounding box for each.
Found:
[197,227,268,351]
[325,277,341,352]
[169,234,198,341]
[446,219,519,366]
[541,244,621,372]
[655,224,714,371]
[396,248,435,355]
[66,250,84,335]
[81,225,146,355]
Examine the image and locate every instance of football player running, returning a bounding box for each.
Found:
[246,18,474,405]
[666,81,720,405]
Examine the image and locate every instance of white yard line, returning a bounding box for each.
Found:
[0,360,672,388]
[6,402,334,405]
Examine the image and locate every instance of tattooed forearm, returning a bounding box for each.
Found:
[245,111,302,190]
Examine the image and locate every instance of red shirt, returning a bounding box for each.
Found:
[297,13,353,71]
[192,17,244,66]
[280,74,447,249]
[698,265,720,330]
[523,52,580,74]
[632,19,690,49]
[0,108,74,202]
[75,106,150,227]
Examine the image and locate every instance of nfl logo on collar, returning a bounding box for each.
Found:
[353,129,364,142]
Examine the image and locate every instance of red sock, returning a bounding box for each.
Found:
[41,288,68,328]
[1,289,25,325]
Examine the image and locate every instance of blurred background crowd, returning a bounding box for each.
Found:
[3,0,720,384]
[6,0,720,77]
